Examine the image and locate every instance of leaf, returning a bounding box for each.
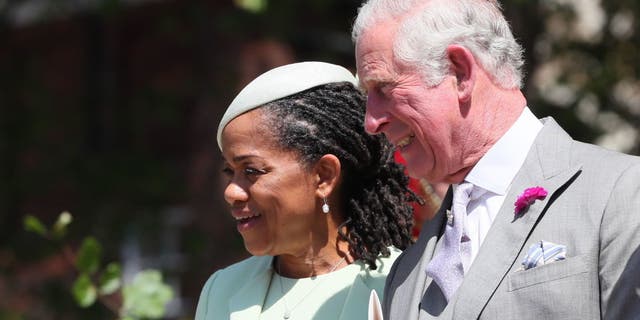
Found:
[72,273,97,308]
[122,270,174,319]
[52,211,73,239]
[98,262,122,295]
[233,0,267,13]
[76,237,102,274]
[23,215,48,237]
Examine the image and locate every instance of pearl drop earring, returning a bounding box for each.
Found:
[322,197,330,214]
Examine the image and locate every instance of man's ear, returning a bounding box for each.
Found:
[314,154,341,198]
[447,44,476,103]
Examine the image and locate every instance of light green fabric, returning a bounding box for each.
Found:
[195,248,400,320]
[261,262,360,319]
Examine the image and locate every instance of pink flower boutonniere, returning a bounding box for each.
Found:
[514,186,548,215]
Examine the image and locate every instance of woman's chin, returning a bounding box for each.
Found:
[242,240,271,256]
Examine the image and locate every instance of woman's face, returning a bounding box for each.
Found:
[220,109,322,257]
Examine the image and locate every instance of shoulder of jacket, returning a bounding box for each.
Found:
[209,255,272,282]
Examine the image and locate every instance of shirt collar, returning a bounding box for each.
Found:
[464,107,543,195]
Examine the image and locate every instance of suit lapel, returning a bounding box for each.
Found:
[452,118,582,319]
[229,256,274,320]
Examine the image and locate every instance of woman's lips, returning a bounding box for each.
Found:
[234,212,262,232]
[234,212,261,221]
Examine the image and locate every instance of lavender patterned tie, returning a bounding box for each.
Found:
[426,182,473,302]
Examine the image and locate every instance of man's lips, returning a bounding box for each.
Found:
[395,134,415,149]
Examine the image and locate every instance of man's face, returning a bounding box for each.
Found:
[355,22,467,183]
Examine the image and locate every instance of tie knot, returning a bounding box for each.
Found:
[453,182,474,206]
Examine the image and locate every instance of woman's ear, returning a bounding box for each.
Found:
[447,44,476,103]
[314,154,341,198]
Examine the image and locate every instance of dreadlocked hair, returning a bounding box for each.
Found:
[259,82,421,270]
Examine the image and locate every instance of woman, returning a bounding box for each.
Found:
[195,62,419,319]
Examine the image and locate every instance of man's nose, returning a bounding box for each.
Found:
[364,95,390,135]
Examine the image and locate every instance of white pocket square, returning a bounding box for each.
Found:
[520,240,566,270]
[368,290,383,320]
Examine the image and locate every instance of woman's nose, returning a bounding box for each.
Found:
[224,181,249,205]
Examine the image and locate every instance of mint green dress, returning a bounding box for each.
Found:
[194,248,401,320]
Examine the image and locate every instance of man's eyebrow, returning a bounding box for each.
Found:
[358,75,381,88]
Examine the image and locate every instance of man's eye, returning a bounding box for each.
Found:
[368,83,390,98]
[379,83,393,94]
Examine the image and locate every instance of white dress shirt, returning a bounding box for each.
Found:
[455,107,543,272]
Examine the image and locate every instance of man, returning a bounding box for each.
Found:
[352,0,640,319]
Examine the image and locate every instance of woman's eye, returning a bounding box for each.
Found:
[221,167,234,177]
[244,167,266,176]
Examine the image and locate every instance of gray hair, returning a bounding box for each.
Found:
[352,0,525,89]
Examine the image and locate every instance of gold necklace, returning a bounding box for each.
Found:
[276,256,346,320]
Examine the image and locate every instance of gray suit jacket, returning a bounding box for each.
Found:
[383,118,640,320]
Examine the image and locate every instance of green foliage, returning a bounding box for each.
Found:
[122,270,174,319]
[99,263,122,295]
[76,237,102,274]
[52,211,73,239]
[234,0,268,13]
[23,214,48,237]
[72,274,97,308]
[23,211,73,240]
[23,212,174,320]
